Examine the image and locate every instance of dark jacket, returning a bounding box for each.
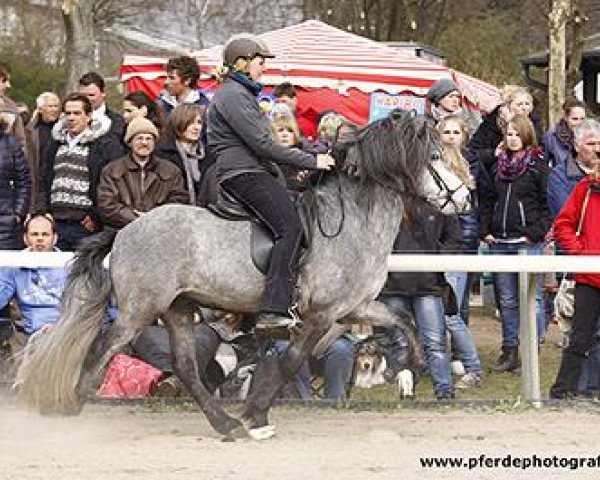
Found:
[480,149,550,243]
[106,107,125,141]
[380,201,463,297]
[0,129,30,248]
[467,106,503,168]
[468,106,544,167]
[25,118,57,211]
[542,122,573,170]
[97,153,188,229]
[547,154,588,220]
[207,73,316,181]
[41,119,126,223]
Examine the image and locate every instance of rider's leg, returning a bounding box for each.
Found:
[221,172,303,328]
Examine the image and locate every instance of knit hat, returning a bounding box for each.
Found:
[124,117,159,143]
[427,79,460,105]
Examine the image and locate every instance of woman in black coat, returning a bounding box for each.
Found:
[377,198,463,400]
[480,115,550,372]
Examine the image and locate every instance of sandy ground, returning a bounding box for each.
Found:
[2,402,600,480]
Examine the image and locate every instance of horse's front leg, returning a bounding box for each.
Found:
[163,296,244,438]
[242,320,328,438]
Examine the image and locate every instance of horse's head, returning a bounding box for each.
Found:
[331,110,436,208]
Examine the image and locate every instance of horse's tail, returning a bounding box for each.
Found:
[15,228,118,414]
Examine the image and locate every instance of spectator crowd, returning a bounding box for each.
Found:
[1,38,599,403]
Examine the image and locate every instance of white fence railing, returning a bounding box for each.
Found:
[388,253,600,407]
[4,250,600,405]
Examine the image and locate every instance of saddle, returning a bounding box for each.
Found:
[201,164,315,274]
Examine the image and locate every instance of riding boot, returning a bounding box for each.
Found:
[490,346,520,372]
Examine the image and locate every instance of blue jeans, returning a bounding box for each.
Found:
[489,242,545,347]
[457,209,479,325]
[445,271,482,377]
[380,295,453,395]
[273,337,355,400]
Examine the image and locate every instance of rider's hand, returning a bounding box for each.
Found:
[316,153,335,170]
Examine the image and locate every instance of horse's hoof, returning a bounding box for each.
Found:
[247,425,276,441]
[222,425,249,441]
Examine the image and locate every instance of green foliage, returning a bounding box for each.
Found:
[0,45,66,109]
[433,12,533,86]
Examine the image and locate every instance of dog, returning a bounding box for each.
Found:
[350,336,414,399]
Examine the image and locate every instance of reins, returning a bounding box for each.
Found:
[311,169,346,239]
[425,160,464,212]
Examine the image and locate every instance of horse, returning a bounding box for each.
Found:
[15,112,434,440]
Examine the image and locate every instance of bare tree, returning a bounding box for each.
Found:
[565,0,587,95]
[62,0,95,92]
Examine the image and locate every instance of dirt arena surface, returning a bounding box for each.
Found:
[2,402,600,479]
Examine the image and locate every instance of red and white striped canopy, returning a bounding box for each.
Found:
[120,20,500,119]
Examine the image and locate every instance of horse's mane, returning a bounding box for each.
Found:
[333,111,436,212]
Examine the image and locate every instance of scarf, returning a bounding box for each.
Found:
[175,140,203,204]
[554,118,574,148]
[496,146,538,182]
[229,71,263,97]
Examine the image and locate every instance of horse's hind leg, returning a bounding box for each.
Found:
[163,296,243,437]
[77,301,152,400]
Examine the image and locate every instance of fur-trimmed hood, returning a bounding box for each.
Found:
[52,112,112,144]
[157,88,209,110]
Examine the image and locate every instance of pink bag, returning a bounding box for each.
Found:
[97,353,163,399]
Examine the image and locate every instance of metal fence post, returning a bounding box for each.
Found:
[518,253,542,407]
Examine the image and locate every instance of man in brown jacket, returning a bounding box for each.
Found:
[97,116,188,229]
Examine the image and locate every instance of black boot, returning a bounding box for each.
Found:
[490,346,520,372]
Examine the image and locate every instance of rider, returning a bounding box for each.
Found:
[207,34,335,330]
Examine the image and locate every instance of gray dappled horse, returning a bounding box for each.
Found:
[16,112,433,439]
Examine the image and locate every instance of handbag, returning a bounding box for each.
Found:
[553,185,591,332]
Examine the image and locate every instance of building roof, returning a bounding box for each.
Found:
[520,32,600,67]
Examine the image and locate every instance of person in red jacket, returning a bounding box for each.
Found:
[550,160,600,399]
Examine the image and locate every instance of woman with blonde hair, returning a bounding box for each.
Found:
[436,115,483,388]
